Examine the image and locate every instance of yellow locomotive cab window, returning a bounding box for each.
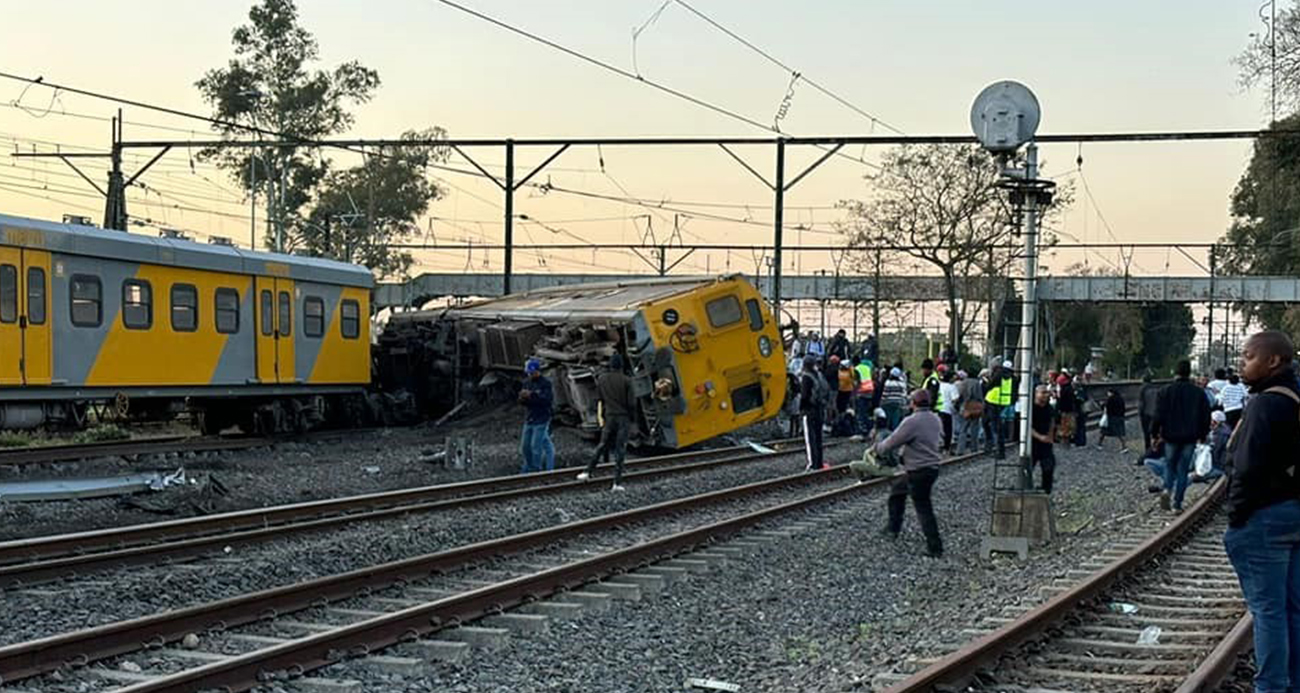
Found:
[304,297,325,338]
[745,298,764,331]
[27,267,45,325]
[705,294,743,329]
[70,274,102,327]
[215,288,239,334]
[0,265,15,324]
[122,280,152,330]
[340,299,360,339]
[171,284,198,332]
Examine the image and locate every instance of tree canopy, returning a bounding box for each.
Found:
[196,0,444,277]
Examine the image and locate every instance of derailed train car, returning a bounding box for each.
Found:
[376,275,787,448]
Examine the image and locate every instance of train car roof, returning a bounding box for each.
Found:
[442,275,747,322]
[0,213,374,288]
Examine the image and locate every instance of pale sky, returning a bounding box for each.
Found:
[0,0,1270,280]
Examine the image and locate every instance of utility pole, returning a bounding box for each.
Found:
[772,139,786,312]
[1208,245,1216,368]
[103,111,127,231]
[503,140,515,296]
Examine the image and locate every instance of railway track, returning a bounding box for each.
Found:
[0,437,822,589]
[882,478,1251,693]
[0,446,999,693]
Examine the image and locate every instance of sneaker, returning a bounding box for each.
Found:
[611,484,626,492]
[575,472,590,481]
[1172,506,1183,515]
[1159,491,1171,510]
[1147,484,1163,494]
[925,548,944,558]
[1095,444,1105,451]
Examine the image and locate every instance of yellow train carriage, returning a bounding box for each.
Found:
[413,274,786,449]
[0,213,372,432]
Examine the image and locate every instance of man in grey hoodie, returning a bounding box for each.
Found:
[873,389,945,557]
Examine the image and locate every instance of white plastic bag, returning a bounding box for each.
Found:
[1193,443,1213,476]
[1099,412,1109,430]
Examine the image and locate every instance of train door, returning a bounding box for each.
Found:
[275,279,296,383]
[19,250,51,385]
[254,277,277,384]
[0,246,19,385]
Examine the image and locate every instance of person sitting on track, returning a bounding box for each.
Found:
[871,389,945,558]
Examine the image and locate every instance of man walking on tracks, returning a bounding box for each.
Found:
[518,358,556,473]
[1027,385,1057,494]
[872,390,944,557]
[577,354,635,491]
[1224,330,1300,693]
[800,355,830,471]
[1151,360,1211,513]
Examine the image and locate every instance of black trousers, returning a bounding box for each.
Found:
[887,466,943,555]
[939,412,953,452]
[983,404,1005,458]
[1024,451,1056,494]
[586,415,631,484]
[802,410,825,469]
[1140,413,1153,451]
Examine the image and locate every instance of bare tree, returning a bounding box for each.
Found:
[839,144,1069,358]
[1234,1,1300,116]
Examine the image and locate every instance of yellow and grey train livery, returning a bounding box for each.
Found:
[376,274,787,449]
[0,213,373,433]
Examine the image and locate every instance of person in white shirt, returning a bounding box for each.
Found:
[938,372,960,453]
[1207,368,1229,402]
[1219,372,1248,428]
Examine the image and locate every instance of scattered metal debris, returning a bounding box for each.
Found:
[686,678,741,692]
[0,468,188,502]
[744,440,776,455]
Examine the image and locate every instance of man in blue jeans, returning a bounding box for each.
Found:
[1225,330,1300,693]
[518,357,555,473]
[1152,359,1210,512]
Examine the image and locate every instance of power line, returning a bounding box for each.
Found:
[422,0,879,171]
[671,0,903,134]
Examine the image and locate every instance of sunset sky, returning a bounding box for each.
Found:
[0,0,1271,282]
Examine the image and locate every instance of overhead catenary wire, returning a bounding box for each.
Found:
[670,0,903,135]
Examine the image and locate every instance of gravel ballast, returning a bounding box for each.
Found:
[0,409,791,541]
[281,442,1212,693]
[0,436,853,647]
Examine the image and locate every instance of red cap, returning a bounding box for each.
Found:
[1056,375,1069,385]
[936,364,948,373]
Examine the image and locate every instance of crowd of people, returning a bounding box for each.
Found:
[512,323,1300,692]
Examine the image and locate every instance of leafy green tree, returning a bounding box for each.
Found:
[1218,114,1300,331]
[196,0,446,276]
[1234,2,1300,114]
[307,129,448,277]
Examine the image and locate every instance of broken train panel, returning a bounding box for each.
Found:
[376,275,787,449]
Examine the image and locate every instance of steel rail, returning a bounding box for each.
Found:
[0,457,888,684]
[88,456,958,693]
[0,435,254,466]
[0,437,797,566]
[0,441,819,588]
[882,478,1228,693]
[1172,613,1253,693]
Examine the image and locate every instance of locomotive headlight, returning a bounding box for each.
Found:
[758,335,773,358]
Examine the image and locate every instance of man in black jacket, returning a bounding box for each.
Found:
[1138,374,1162,453]
[1151,359,1211,512]
[1224,331,1300,693]
[800,355,829,471]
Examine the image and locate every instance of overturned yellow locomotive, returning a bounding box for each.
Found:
[377,275,786,448]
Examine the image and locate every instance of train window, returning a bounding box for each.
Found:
[303,296,325,338]
[122,279,152,330]
[70,274,102,327]
[340,299,360,339]
[171,284,198,332]
[260,290,273,336]
[745,298,764,332]
[731,382,764,414]
[0,265,15,324]
[26,267,45,325]
[277,291,291,337]
[705,294,743,329]
[214,288,239,334]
